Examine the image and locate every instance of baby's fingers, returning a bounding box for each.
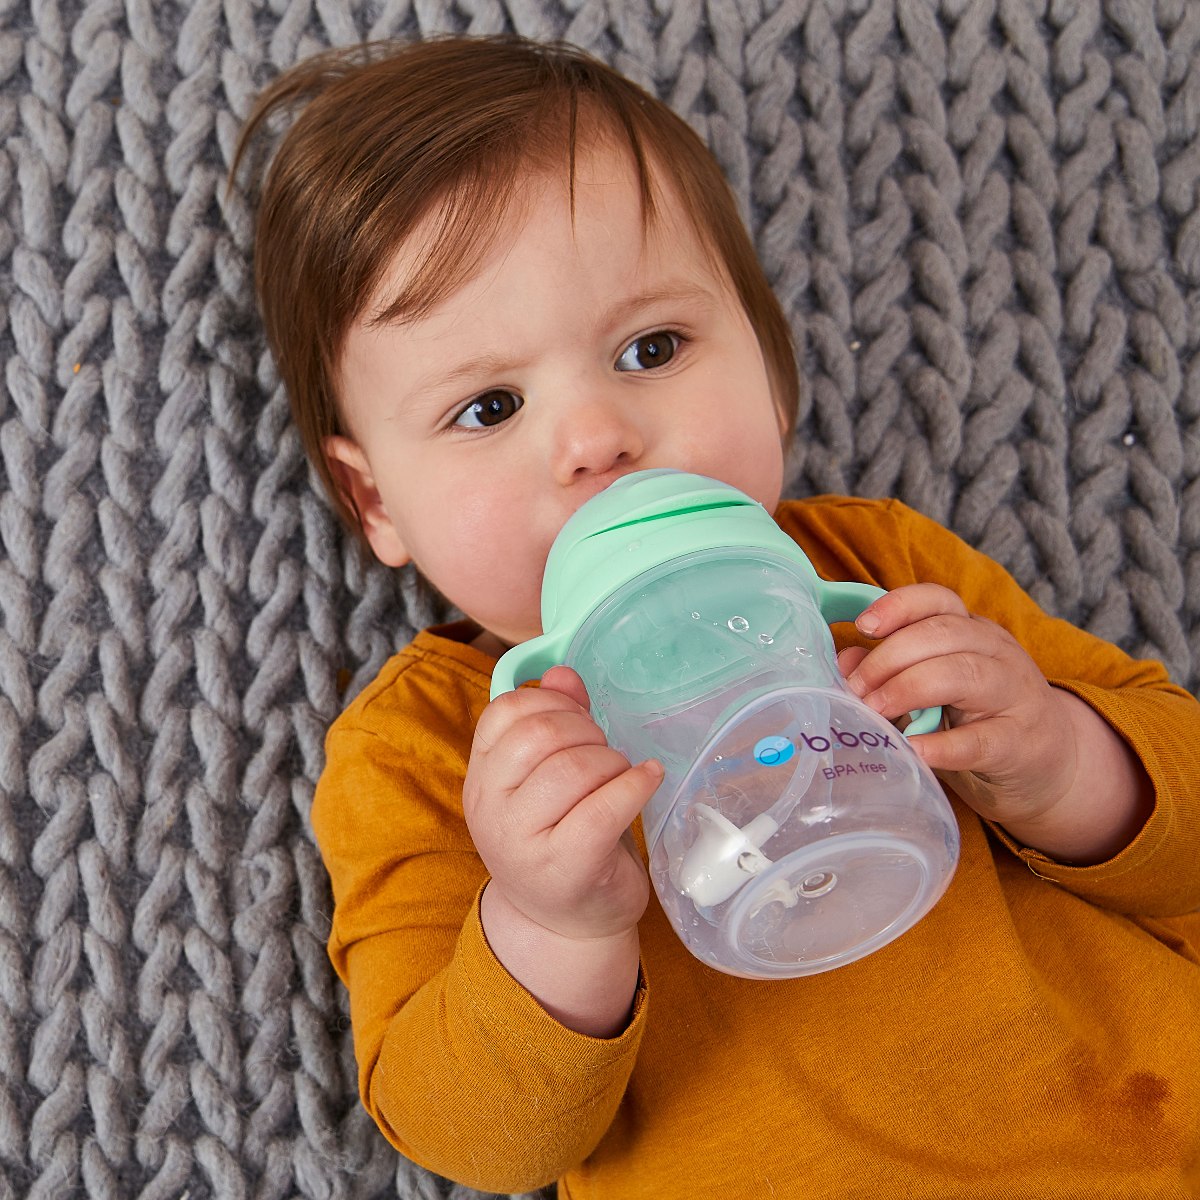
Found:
[484,707,612,794]
[836,646,869,678]
[476,684,576,748]
[908,718,1011,776]
[852,644,1006,726]
[538,664,591,710]
[847,618,994,709]
[855,583,969,638]
[553,759,663,864]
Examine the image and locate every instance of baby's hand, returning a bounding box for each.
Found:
[837,584,1084,832]
[464,666,659,943]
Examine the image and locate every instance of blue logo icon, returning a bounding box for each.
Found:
[753,735,795,766]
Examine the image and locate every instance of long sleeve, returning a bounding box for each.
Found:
[312,643,646,1192]
[776,496,1200,917]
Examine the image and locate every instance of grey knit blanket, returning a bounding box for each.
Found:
[2,2,1197,1197]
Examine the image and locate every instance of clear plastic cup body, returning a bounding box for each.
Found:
[565,549,959,978]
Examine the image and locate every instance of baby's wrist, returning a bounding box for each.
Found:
[1000,689,1153,865]
[481,878,641,948]
[480,882,642,1037]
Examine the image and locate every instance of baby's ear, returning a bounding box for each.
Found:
[323,436,410,567]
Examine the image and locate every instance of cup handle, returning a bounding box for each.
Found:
[818,580,943,737]
[490,634,570,701]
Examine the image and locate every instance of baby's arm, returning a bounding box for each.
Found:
[465,666,661,1036]
[314,656,655,1192]
[838,584,1154,864]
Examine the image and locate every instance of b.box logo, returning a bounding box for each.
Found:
[800,729,897,753]
[754,729,897,765]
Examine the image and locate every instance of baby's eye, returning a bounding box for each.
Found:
[454,390,524,429]
[615,331,679,372]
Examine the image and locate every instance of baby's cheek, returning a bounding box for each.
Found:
[440,541,544,643]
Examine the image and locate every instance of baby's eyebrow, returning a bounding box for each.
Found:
[435,351,516,389]
[600,282,717,329]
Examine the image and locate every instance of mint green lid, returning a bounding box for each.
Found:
[491,470,889,698]
[538,470,812,635]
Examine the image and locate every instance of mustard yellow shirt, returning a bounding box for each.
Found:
[313,497,1200,1198]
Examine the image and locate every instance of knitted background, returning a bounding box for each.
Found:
[1,1,1198,1198]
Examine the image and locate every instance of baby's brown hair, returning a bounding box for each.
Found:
[235,35,800,533]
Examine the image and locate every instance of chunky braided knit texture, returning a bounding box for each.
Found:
[1,2,1197,1198]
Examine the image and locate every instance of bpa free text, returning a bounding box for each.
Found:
[823,760,888,780]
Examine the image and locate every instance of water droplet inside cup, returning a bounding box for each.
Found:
[795,646,812,658]
[727,616,749,633]
[690,611,701,619]
[758,633,774,645]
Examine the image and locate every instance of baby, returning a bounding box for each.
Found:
[238,34,1200,1198]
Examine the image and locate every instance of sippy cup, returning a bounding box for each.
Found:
[491,470,959,979]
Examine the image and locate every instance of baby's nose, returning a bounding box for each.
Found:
[550,395,645,485]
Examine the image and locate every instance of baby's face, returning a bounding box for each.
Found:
[328,139,787,651]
